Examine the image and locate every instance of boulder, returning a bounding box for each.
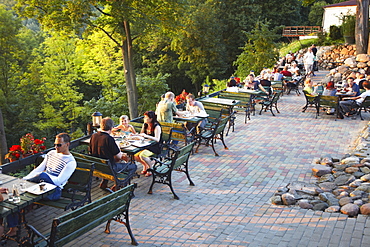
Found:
[298,200,313,209]
[341,157,360,165]
[360,174,370,182]
[354,199,363,206]
[360,167,370,174]
[318,174,335,183]
[339,197,353,206]
[337,66,349,74]
[319,182,337,192]
[349,179,363,188]
[360,203,370,215]
[325,206,340,213]
[356,54,370,63]
[313,202,329,211]
[345,167,359,173]
[288,181,319,195]
[320,157,334,166]
[312,165,332,177]
[357,62,367,69]
[341,203,359,217]
[334,174,356,186]
[281,193,296,206]
[270,196,283,205]
[344,57,356,67]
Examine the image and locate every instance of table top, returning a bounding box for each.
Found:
[238,89,265,95]
[199,97,240,106]
[0,174,54,218]
[79,136,155,155]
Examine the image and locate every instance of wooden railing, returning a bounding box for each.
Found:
[282,26,322,37]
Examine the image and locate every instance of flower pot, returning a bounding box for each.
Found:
[344,36,355,44]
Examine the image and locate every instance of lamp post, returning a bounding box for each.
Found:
[203,84,210,96]
[87,112,103,135]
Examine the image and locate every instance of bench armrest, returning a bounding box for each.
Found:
[24,223,50,246]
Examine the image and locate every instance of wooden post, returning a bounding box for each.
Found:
[356,0,369,54]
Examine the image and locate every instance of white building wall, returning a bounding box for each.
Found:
[322,6,356,32]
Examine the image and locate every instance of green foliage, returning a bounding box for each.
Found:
[329,25,342,40]
[234,20,280,78]
[279,38,318,57]
[308,1,327,26]
[341,14,356,37]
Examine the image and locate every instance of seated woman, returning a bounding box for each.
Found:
[134,111,162,177]
[112,115,136,135]
[322,81,337,96]
[303,78,316,95]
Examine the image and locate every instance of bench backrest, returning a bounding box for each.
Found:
[360,96,370,108]
[129,121,143,133]
[218,92,252,106]
[61,162,95,210]
[318,95,339,108]
[49,184,135,246]
[214,116,230,136]
[169,142,195,171]
[159,122,191,144]
[303,90,318,104]
[70,151,115,181]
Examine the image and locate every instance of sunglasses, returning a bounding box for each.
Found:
[54,143,63,147]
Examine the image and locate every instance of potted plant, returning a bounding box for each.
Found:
[341,14,356,44]
[4,133,46,162]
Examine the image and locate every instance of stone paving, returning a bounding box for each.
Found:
[19,71,370,247]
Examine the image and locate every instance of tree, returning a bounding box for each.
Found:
[308,1,328,26]
[15,0,182,119]
[234,20,280,78]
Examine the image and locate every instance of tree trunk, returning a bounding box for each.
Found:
[356,0,369,54]
[0,108,7,165]
[121,20,139,119]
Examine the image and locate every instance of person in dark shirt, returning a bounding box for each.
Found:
[89,117,137,190]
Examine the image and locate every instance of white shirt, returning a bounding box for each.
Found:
[23,150,76,188]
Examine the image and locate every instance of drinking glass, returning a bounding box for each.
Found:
[13,184,20,203]
[19,179,26,192]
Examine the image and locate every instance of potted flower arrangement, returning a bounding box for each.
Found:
[175,89,188,105]
[5,133,46,162]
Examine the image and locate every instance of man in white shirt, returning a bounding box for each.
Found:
[304,48,315,77]
[23,133,76,200]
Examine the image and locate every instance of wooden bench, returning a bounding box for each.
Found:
[259,90,283,116]
[195,116,230,156]
[202,103,235,136]
[316,95,339,120]
[35,162,95,211]
[148,142,195,200]
[219,91,254,124]
[23,184,138,246]
[70,152,137,192]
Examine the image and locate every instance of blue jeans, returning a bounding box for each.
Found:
[26,172,62,200]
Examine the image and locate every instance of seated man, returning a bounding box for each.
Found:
[4,133,77,237]
[89,117,137,191]
[186,94,208,132]
[345,77,360,97]
[24,133,76,199]
[339,80,370,118]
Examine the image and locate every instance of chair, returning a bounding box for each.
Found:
[302,90,319,113]
[258,90,282,116]
[148,142,195,199]
[285,77,303,96]
[316,95,339,119]
[357,96,370,120]
[195,116,229,156]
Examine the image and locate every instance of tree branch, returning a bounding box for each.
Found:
[93,5,112,17]
[89,23,121,47]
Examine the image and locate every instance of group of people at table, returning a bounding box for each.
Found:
[303,70,370,118]
[0,91,208,240]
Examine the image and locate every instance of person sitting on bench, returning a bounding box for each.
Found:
[339,80,370,118]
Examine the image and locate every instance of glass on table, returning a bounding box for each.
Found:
[12,184,20,203]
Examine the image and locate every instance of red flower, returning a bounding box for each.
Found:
[9,145,22,151]
[40,146,46,150]
[34,139,44,145]
[14,153,20,158]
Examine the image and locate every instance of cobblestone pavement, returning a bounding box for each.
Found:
[19,71,370,247]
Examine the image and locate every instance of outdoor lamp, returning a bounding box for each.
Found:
[92,111,103,127]
[203,84,210,94]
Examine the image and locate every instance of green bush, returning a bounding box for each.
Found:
[329,25,342,40]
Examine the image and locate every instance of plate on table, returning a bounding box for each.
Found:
[25,182,56,195]
[131,141,151,147]
[119,143,131,149]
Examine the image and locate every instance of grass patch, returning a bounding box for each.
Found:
[279,38,318,57]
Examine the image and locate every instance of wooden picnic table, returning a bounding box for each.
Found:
[0,174,55,219]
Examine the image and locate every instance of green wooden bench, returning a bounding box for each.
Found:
[316,95,339,120]
[202,103,235,136]
[70,152,137,192]
[35,162,95,211]
[23,184,138,246]
[259,90,283,116]
[148,142,195,200]
[358,96,370,120]
[219,91,254,124]
[195,116,230,156]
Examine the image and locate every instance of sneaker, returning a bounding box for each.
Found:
[313,74,316,76]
